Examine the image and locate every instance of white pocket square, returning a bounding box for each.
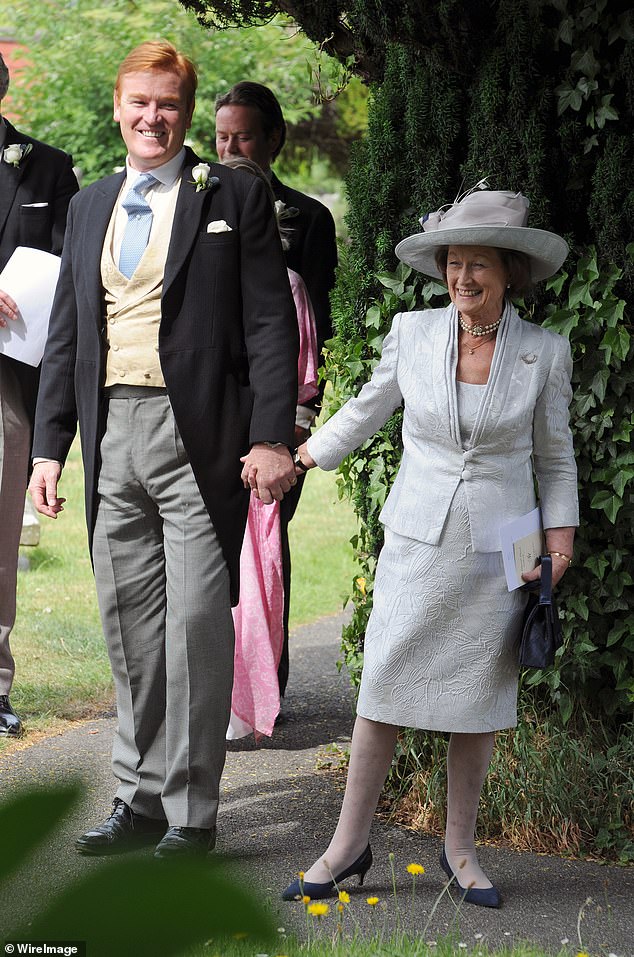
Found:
[207,219,232,234]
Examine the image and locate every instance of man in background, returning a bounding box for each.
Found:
[0,51,78,736]
[215,81,338,700]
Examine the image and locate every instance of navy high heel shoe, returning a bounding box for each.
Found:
[282,844,373,901]
[440,847,501,909]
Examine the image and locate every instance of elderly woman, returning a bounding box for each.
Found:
[283,189,578,908]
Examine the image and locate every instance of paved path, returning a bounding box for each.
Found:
[0,613,632,954]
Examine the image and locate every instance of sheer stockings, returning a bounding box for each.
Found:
[301,716,398,884]
[444,731,496,890]
[301,720,496,893]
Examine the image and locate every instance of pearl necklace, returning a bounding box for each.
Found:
[458,312,502,337]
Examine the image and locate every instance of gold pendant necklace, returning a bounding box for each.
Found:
[464,331,496,355]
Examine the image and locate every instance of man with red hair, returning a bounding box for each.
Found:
[30,41,298,858]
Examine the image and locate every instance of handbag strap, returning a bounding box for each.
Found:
[538,554,553,606]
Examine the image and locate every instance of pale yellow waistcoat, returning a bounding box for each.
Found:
[101,186,179,388]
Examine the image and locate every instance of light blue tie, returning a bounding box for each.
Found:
[118,173,156,278]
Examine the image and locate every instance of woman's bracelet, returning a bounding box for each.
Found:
[548,551,572,566]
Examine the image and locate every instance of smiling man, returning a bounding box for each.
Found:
[29,41,298,858]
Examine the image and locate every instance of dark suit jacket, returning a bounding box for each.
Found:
[33,149,298,602]
[270,173,337,356]
[0,119,78,423]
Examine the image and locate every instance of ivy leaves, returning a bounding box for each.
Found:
[536,245,633,716]
[551,0,631,152]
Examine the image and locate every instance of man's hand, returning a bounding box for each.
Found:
[0,288,19,327]
[28,461,66,518]
[240,443,296,505]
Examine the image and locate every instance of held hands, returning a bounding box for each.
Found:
[0,288,19,327]
[28,461,66,519]
[240,443,296,505]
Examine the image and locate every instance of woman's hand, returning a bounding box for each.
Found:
[521,526,575,589]
[294,442,316,476]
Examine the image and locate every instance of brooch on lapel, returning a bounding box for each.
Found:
[3,142,33,168]
[521,352,538,364]
[190,163,220,193]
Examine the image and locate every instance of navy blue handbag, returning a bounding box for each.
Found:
[519,555,563,668]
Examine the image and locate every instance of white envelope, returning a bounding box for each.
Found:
[0,246,61,366]
[207,219,232,233]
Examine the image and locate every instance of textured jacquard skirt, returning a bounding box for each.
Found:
[356,484,526,733]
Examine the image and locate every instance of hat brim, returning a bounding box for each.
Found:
[395,226,569,282]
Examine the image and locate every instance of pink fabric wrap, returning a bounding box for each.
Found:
[228,269,319,739]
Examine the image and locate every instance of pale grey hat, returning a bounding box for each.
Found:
[395,188,569,282]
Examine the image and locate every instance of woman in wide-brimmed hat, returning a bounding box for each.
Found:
[282,188,578,908]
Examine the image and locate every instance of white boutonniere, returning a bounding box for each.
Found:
[274,199,299,222]
[191,163,219,193]
[3,142,33,168]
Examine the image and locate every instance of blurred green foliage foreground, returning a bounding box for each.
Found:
[1,784,274,955]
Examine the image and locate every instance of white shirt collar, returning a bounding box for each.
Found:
[125,148,186,188]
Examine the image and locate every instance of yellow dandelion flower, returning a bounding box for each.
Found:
[356,576,367,595]
[407,862,425,875]
[337,903,345,913]
[366,896,379,907]
[301,895,311,905]
[298,871,305,879]
[575,952,590,957]
[338,890,351,904]
[307,902,330,917]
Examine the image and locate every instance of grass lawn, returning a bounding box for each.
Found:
[190,938,564,957]
[3,440,357,742]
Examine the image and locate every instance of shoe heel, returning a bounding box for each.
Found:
[356,845,373,886]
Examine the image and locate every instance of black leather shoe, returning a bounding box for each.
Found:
[76,798,167,855]
[0,696,22,736]
[154,826,216,859]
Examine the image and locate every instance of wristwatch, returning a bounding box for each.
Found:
[293,448,309,472]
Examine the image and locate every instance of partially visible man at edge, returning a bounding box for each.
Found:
[215,81,338,702]
[29,41,298,858]
[0,51,78,737]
